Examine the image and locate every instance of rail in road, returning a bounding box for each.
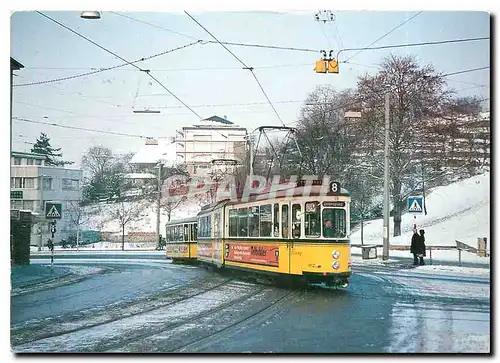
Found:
[12,274,298,353]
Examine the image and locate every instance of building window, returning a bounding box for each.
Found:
[13,157,21,165]
[11,177,35,188]
[42,178,53,190]
[26,159,34,165]
[24,178,35,188]
[62,178,79,190]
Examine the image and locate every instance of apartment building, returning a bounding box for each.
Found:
[176,116,248,177]
[10,151,83,245]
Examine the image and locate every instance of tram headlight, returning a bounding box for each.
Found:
[332,250,340,259]
[332,261,340,270]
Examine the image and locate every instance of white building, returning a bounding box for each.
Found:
[176,116,248,176]
[10,151,83,246]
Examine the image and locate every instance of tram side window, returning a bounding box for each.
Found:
[322,209,346,238]
[238,208,248,237]
[260,204,272,237]
[292,204,301,239]
[248,206,259,237]
[214,212,220,238]
[184,224,189,241]
[193,224,198,241]
[166,227,171,242]
[282,205,289,238]
[229,210,238,237]
[304,201,320,237]
[177,225,183,241]
[207,215,212,237]
[273,204,279,237]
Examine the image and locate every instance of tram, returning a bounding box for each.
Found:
[164,216,198,263]
[196,179,351,287]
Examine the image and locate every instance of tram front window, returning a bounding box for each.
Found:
[322,208,346,238]
[305,201,320,237]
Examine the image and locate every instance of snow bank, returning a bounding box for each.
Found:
[351,172,490,248]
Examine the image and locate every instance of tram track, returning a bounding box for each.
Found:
[11,275,234,348]
[111,287,300,352]
[14,279,266,352]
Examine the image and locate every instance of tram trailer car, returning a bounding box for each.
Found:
[165,216,198,263]
[196,180,351,287]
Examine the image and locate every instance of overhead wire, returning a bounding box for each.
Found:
[184,10,286,128]
[12,117,153,139]
[343,10,423,63]
[35,11,203,120]
[109,11,200,41]
[15,37,488,87]
[14,40,202,87]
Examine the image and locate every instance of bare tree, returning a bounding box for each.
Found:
[116,201,144,250]
[160,176,189,222]
[67,201,93,251]
[356,54,448,236]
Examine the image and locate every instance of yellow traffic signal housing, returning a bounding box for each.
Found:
[328,59,339,73]
[315,59,328,73]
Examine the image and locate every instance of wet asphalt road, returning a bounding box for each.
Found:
[11,254,490,353]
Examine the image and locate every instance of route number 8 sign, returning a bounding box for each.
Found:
[329,181,341,195]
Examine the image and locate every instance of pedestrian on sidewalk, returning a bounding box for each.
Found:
[418,229,426,265]
[410,228,421,265]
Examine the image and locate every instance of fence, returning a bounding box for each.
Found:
[352,240,490,266]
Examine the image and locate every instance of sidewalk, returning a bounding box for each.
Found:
[11,264,72,290]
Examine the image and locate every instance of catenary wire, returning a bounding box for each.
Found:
[15,37,488,86]
[343,11,423,63]
[36,11,203,120]
[109,11,200,41]
[13,40,202,87]
[13,117,153,139]
[185,10,287,127]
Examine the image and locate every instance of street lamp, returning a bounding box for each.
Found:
[81,11,101,19]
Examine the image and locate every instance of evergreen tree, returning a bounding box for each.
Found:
[31,133,74,166]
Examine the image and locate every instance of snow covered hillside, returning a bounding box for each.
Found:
[351,172,490,248]
[83,200,202,234]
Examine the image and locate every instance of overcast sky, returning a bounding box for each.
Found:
[10,10,490,167]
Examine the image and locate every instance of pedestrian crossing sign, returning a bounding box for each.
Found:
[45,202,62,219]
[407,196,424,214]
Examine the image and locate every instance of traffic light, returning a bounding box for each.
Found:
[314,59,328,73]
[328,59,339,73]
[314,56,339,74]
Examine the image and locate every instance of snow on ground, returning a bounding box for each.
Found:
[388,302,490,353]
[351,172,490,248]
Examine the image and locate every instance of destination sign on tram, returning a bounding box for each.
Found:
[323,201,346,207]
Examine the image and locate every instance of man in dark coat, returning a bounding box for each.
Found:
[418,229,426,265]
[410,229,421,265]
[410,229,426,265]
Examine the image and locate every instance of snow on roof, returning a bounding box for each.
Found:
[130,138,177,165]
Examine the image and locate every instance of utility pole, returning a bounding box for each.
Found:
[383,92,390,260]
[156,163,163,249]
[38,175,45,252]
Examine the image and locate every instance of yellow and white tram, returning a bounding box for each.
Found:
[196,180,351,287]
[164,216,198,263]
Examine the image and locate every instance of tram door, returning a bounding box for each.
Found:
[280,202,292,274]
